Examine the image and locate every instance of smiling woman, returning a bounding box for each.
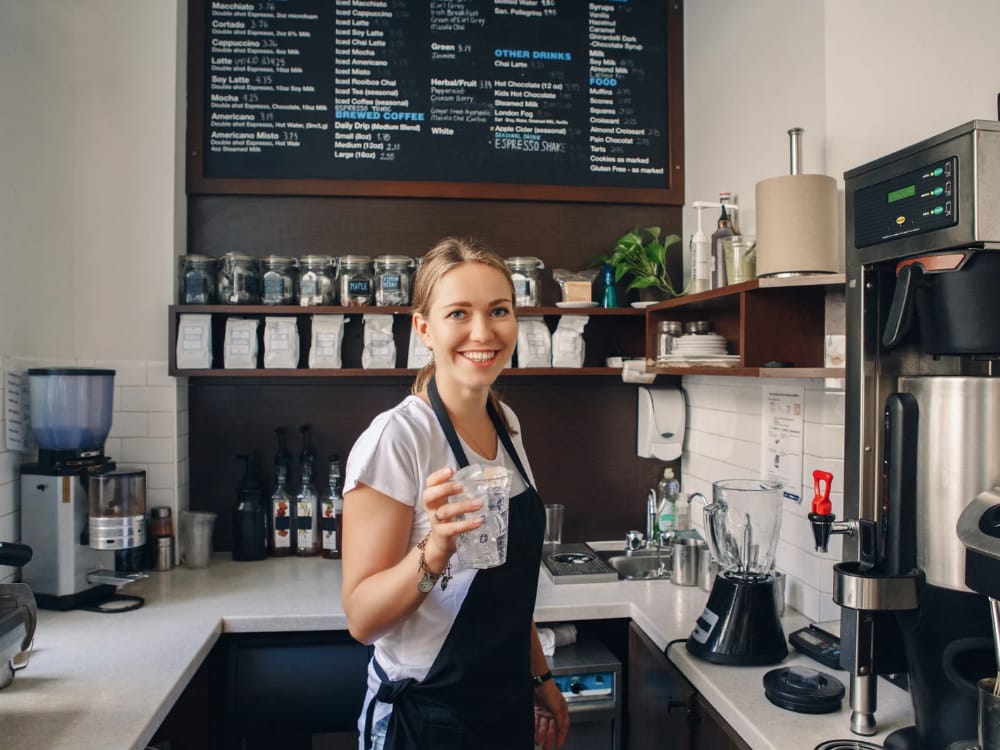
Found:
[341,237,569,750]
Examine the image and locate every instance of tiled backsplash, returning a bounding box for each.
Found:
[681,375,845,622]
[0,356,187,583]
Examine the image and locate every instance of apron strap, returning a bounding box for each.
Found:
[486,400,531,488]
[427,377,470,468]
[363,658,415,750]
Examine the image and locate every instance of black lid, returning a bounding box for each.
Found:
[762,667,844,714]
[28,368,116,376]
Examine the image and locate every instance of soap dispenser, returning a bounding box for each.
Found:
[232,453,268,561]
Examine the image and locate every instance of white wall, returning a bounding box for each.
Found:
[0,0,183,360]
[683,0,1000,260]
[0,1,187,580]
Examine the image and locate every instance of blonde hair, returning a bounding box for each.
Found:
[411,237,516,434]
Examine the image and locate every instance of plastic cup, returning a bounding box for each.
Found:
[179,510,217,568]
[544,504,564,545]
[450,464,512,569]
[722,236,757,284]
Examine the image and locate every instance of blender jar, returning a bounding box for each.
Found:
[704,479,783,577]
[27,368,115,454]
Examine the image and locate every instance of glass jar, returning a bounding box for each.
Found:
[373,255,415,306]
[261,255,298,305]
[339,255,375,307]
[178,254,217,304]
[504,257,545,307]
[217,252,261,304]
[298,255,337,306]
[656,320,683,363]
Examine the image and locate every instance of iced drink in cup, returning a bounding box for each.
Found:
[450,464,512,569]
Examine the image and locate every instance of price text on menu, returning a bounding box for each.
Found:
[197,0,674,197]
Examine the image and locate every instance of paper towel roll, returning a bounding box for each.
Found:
[755,173,840,277]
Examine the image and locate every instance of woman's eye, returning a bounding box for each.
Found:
[491,306,512,318]
[447,309,466,320]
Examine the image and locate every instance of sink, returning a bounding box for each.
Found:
[593,547,671,581]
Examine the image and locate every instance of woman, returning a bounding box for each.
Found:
[342,237,569,750]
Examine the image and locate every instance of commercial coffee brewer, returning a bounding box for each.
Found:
[20,368,147,612]
[809,120,1000,748]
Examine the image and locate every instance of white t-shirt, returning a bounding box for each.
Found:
[343,394,535,732]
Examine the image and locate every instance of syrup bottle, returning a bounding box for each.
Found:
[320,454,344,560]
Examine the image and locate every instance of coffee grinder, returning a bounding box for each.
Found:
[809,120,1000,748]
[20,368,147,612]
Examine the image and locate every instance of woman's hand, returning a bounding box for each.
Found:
[422,466,484,559]
[533,680,569,749]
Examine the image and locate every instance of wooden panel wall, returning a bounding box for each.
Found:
[186,195,684,550]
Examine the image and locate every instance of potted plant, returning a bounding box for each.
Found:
[596,226,685,300]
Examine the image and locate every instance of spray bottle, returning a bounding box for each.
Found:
[689,202,714,294]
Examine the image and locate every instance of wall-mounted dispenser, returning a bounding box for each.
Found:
[637,387,685,460]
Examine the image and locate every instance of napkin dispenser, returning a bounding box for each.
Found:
[637,387,685,460]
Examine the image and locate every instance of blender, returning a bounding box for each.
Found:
[19,368,147,611]
[687,479,788,665]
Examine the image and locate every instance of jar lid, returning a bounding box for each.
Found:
[262,254,296,266]
[339,254,373,267]
[299,254,333,267]
[181,254,216,264]
[505,256,545,270]
[373,254,414,267]
[659,321,683,332]
[220,252,257,263]
[151,506,172,518]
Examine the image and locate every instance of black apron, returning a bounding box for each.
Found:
[363,379,546,750]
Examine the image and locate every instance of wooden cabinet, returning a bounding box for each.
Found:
[644,274,846,378]
[168,304,646,377]
[627,622,750,750]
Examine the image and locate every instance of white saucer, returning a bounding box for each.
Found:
[631,301,658,309]
[555,301,598,308]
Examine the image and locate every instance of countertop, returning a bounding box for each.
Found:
[2,556,915,750]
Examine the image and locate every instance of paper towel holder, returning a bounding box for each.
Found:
[637,386,685,460]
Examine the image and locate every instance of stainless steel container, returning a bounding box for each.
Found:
[672,538,704,586]
[154,536,175,571]
[897,376,1000,592]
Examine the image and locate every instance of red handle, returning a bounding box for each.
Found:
[811,470,833,515]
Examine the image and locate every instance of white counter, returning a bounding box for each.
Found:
[2,557,914,750]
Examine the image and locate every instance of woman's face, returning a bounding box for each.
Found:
[413,262,517,394]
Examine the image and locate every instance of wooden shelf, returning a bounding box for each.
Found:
[643,274,846,377]
[169,305,646,377]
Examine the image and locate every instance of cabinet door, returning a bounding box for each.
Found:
[627,622,695,750]
[691,693,752,750]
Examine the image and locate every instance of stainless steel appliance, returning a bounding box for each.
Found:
[814,120,1000,748]
[20,368,147,611]
[0,542,36,689]
[549,639,622,750]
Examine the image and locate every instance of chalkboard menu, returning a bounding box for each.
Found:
[187,0,683,204]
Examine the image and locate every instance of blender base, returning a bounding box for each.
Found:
[687,573,788,666]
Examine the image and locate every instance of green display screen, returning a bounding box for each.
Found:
[888,184,916,203]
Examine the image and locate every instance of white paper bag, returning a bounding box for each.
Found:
[552,316,588,368]
[309,315,346,369]
[264,317,299,369]
[517,317,551,368]
[176,314,213,369]
[362,314,396,369]
[224,318,259,369]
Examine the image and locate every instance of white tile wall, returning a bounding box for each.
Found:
[681,375,846,622]
[0,356,184,582]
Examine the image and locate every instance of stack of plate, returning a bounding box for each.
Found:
[663,334,740,366]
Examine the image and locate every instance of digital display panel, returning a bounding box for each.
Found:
[887,184,916,203]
